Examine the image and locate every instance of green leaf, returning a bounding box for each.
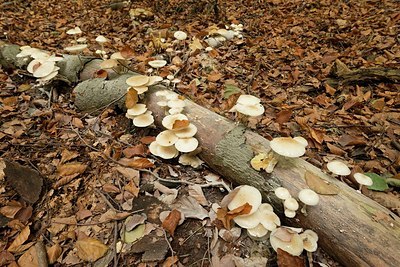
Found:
[223,84,241,99]
[365,173,389,191]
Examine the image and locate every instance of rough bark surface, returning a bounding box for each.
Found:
[2,43,400,267]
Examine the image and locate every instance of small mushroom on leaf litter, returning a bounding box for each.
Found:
[298,188,319,215]
[354,172,373,192]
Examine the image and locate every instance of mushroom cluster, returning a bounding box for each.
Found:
[205,24,243,48]
[229,94,265,118]
[270,227,319,256]
[17,46,63,83]
[149,90,201,165]
[274,187,299,218]
[64,26,88,53]
[125,75,163,127]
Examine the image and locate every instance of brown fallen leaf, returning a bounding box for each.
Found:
[217,203,252,229]
[75,238,108,262]
[305,171,339,195]
[118,157,154,169]
[172,119,190,130]
[17,245,39,267]
[162,209,181,236]
[0,201,23,218]
[126,88,138,109]
[122,144,146,158]
[0,250,14,266]
[207,71,223,82]
[277,248,304,267]
[47,243,62,264]
[162,255,179,267]
[57,162,87,176]
[276,109,293,125]
[8,225,30,252]
[60,149,79,164]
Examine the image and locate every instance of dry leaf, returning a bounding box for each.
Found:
[122,144,146,158]
[207,71,223,82]
[125,214,147,231]
[162,255,179,267]
[75,238,108,262]
[217,203,252,229]
[120,45,135,59]
[172,119,190,130]
[0,201,23,218]
[277,248,304,267]
[60,149,79,164]
[57,162,87,176]
[8,225,30,252]
[124,180,139,197]
[305,171,340,195]
[47,243,62,264]
[188,184,208,206]
[173,196,209,220]
[162,209,181,236]
[17,245,39,267]
[276,109,292,125]
[189,37,203,53]
[94,69,108,78]
[118,157,154,168]
[126,88,138,109]
[327,143,346,156]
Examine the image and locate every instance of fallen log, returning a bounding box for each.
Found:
[2,43,400,267]
[75,77,400,267]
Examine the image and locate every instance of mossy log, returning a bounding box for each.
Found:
[2,43,400,267]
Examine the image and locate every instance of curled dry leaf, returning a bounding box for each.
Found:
[217,203,252,229]
[173,196,209,220]
[60,149,79,164]
[172,119,190,130]
[17,245,38,267]
[188,184,208,206]
[277,248,304,267]
[7,225,30,252]
[46,243,62,264]
[75,238,108,262]
[125,88,138,109]
[162,209,181,236]
[118,157,154,168]
[305,171,340,195]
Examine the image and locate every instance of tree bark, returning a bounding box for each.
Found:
[2,43,400,267]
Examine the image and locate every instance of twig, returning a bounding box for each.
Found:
[163,229,175,257]
[113,221,118,267]
[94,188,120,212]
[179,226,204,245]
[246,61,261,94]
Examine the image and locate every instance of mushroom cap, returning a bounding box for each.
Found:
[168,99,186,108]
[259,211,281,231]
[126,104,147,118]
[274,187,291,200]
[327,160,351,176]
[235,103,265,117]
[95,35,109,44]
[33,61,57,78]
[38,70,59,82]
[126,75,150,87]
[156,130,179,146]
[237,94,261,106]
[174,31,188,40]
[168,107,184,115]
[233,210,261,229]
[156,101,168,107]
[217,29,235,40]
[132,111,154,127]
[247,224,269,238]
[270,228,304,256]
[110,52,125,60]
[162,114,188,130]
[173,123,197,138]
[64,44,88,53]
[284,209,297,218]
[147,76,163,86]
[298,189,319,206]
[354,173,373,186]
[100,59,119,69]
[66,26,82,35]
[149,142,179,159]
[270,137,306,158]
[293,136,308,147]
[132,86,148,94]
[284,197,299,211]
[300,230,318,252]
[76,37,87,43]
[174,137,198,153]
[178,154,203,168]
[148,59,167,68]
[227,185,262,215]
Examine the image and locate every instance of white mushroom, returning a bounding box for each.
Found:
[284,197,299,211]
[247,224,269,239]
[126,75,150,87]
[327,160,351,176]
[300,229,318,252]
[64,44,88,53]
[173,123,197,138]
[178,154,203,168]
[354,173,373,192]
[227,185,262,215]
[284,209,297,218]
[132,111,154,127]
[162,114,188,130]
[270,227,304,256]
[148,60,167,68]
[174,31,188,40]
[298,189,320,215]
[174,137,199,153]
[66,26,82,35]
[126,104,147,118]
[293,136,308,147]
[156,130,179,146]
[274,187,291,200]
[270,137,306,158]
[95,35,109,44]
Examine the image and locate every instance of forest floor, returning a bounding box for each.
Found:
[0,0,399,266]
